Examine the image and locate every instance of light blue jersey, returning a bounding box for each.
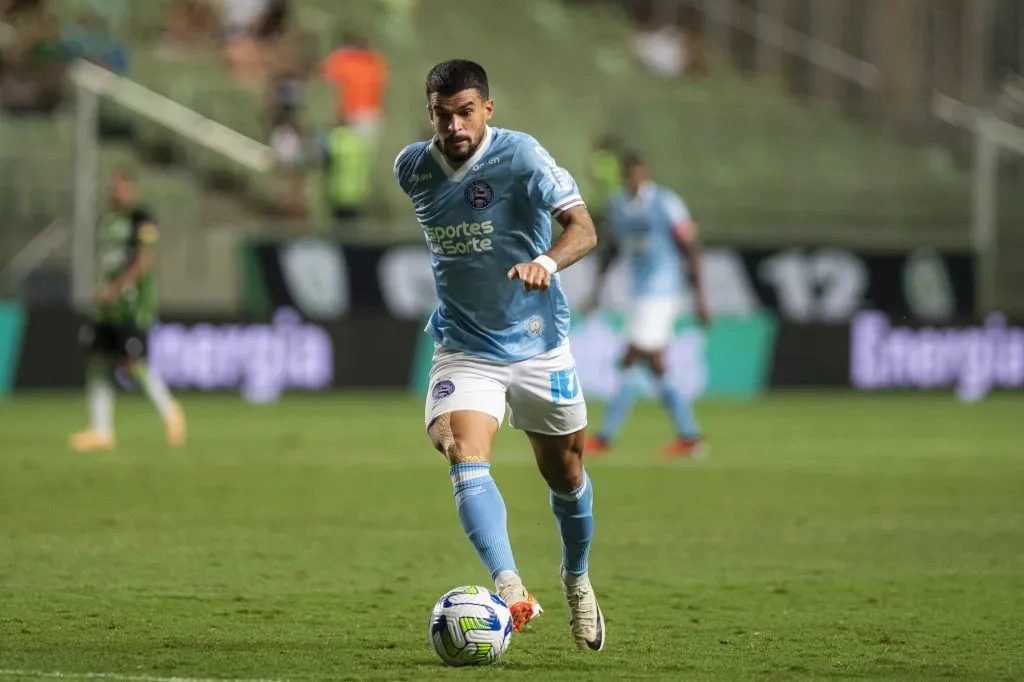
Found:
[607,182,695,300]
[394,126,585,362]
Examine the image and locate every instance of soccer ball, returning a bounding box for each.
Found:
[428,585,513,666]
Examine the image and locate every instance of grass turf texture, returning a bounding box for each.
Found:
[1,393,1022,681]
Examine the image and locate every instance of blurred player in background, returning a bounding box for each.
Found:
[394,60,605,650]
[70,169,186,452]
[584,153,710,458]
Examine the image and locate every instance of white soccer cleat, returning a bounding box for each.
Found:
[496,578,543,632]
[560,567,605,651]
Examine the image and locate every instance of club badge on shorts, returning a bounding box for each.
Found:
[432,379,456,400]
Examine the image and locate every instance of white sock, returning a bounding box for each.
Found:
[563,570,590,588]
[88,376,114,438]
[495,570,520,591]
[135,365,176,419]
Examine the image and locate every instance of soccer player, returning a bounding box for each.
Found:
[70,169,186,452]
[584,153,710,458]
[394,60,605,650]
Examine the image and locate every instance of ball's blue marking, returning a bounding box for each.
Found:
[430,614,448,637]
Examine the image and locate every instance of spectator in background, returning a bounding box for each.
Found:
[269,103,308,219]
[259,0,312,116]
[0,0,68,114]
[630,6,708,79]
[253,0,288,46]
[322,32,387,144]
[63,13,128,74]
[322,116,371,230]
[680,6,709,77]
[217,0,269,79]
[161,0,219,54]
[631,20,686,78]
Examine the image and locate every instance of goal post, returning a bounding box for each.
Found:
[67,60,275,313]
[932,92,1024,316]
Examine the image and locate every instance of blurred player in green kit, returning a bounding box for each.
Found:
[70,169,186,452]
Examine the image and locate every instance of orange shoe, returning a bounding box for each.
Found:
[497,581,543,632]
[584,436,611,455]
[663,437,709,460]
[70,430,115,453]
[164,401,187,448]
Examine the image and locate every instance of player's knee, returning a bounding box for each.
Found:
[649,353,667,376]
[546,461,583,493]
[560,444,585,490]
[446,437,490,464]
[566,434,585,460]
[428,414,490,464]
[621,346,643,368]
[534,432,585,491]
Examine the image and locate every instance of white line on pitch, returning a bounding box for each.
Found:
[0,671,285,682]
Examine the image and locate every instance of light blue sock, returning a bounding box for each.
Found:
[597,366,645,442]
[450,462,518,579]
[655,376,701,439]
[550,470,594,576]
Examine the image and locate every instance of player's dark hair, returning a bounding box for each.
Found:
[621,151,645,169]
[595,134,621,151]
[426,59,489,100]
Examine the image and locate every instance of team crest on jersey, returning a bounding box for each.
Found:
[525,316,544,337]
[432,379,456,400]
[465,180,493,210]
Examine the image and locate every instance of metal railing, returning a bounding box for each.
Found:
[625,0,1017,125]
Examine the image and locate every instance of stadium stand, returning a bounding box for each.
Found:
[7,0,1012,307]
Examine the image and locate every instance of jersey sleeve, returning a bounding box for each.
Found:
[516,138,585,218]
[663,191,696,242]
[393,142,422,197]
[130,208,158,247]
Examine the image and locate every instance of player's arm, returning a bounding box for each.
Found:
[673,219,711,328]
[507,140,598,292]
[97,215,157,303]
[508,205,597,292]
[549,204,598,271]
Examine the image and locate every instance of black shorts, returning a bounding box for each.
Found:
[82,322,148,361]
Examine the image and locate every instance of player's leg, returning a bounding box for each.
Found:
[508,346,604,651]
[127,361,186,447]
[586,298,673,453]
[585,346,645,453]
[648,349,705,458]
[71,324,117,452]
[524,429,603,651]
[424,351,541,631]
[120,325,186,447]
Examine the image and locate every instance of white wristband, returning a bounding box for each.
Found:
[533,255,558,274]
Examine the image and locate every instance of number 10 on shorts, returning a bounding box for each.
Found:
[549,368,580,404]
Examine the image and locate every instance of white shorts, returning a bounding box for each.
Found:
[425,343,588,436]
[627,297,681,352]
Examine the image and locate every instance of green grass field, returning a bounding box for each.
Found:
[1,392,1022,681]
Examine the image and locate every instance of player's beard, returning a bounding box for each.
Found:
[442,133,481,164]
